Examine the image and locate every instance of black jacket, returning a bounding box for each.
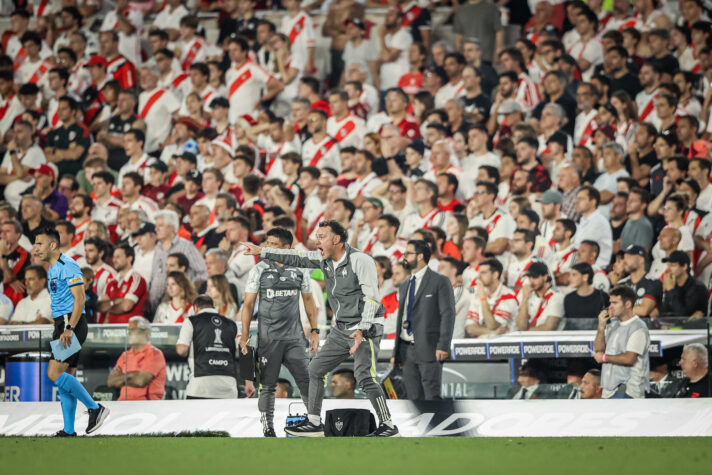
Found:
[661,276,708,318]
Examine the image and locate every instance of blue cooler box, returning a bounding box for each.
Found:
[5,352,54,401]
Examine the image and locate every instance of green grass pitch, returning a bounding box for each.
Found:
[2,437,711,475]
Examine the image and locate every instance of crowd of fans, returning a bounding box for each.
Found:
[0,0,711,394]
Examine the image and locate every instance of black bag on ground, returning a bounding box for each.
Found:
[324,409,377,437]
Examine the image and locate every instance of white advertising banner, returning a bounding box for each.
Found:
[1,399,712,437]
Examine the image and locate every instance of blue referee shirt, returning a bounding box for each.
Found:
[48,254,85,320]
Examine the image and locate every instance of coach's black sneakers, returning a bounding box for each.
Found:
[54,430,77,437]
[284,419,325,437]
[86,404,110,434]
[366,423,401,437]
[264,427,277,437]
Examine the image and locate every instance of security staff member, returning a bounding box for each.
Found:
[392,239,456,400]
[242,220,400,438]
[177,295,239,399]
[33,227,108,436]
[240,227,319,437]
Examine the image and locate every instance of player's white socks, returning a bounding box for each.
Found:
[383,420,394,428]
[308,414,321,425]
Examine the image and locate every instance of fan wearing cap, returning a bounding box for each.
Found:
[466,258,519,338]
[0,120,45,209]
[617,245,662,320]
[177,169,206,217]
[142,159,172,205]
[138,63,180,154]
[81,55,110,126]
[660,250,708,319]
[26,163,68,220]
[515,261,565,331]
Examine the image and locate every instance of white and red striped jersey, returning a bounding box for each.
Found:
[525,289,564,329]
[549,244,578,274]
[434,79,465,108]
[226,59,273,124]
[93,262,117,299]
[371,240,407,267]
[178,85,218,116]
[138,88,180,153]
[346,172,382,200]
[127,195,159,219]
[178,36,221,71]
[46,98,62,130]
[68,61,91,98]
[469,209,516,243]
[566,37,603,81]
[105,54,138,90]
[574,109,598,147]
[154,301,195,324]
[69,216,91,246]
[0,95,22,137]
[91,196,125,227]
[466,283,519,329]
[104,269,148,324]
[463,264,480,290]
[515,72,541,113]
[158,71,192,102]
[301,134,341,171]
[280,11,316,71]
[506,255,537,291]
[399,207,447,239]
[15,58,53,92]
[5,34,52,71]
[327,114,366,149]
[118,153,150,184]
[636,88,659,123]
[100,10,143,67]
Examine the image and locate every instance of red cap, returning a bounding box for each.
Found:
[30,164,56,181]
[173,116,202,132]
[85,55,107,68]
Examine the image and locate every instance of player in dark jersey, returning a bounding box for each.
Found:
[240,227,319,437]
[33,227,109,436]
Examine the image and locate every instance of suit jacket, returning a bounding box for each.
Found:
[393,267,456,363]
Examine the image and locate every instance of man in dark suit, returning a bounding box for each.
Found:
[391,239,456,400]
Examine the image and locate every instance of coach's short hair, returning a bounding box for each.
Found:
[318,220,348,244]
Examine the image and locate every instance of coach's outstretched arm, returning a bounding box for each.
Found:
[241,242,322,268]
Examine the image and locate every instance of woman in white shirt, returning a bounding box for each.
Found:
[207,274,238,321]
[154,271,197,324]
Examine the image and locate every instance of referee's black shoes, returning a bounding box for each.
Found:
[366,423,401,437]
[54,430,77,437]
[284,419,325,437]
[86,404,110,434]
[263,427,277,437]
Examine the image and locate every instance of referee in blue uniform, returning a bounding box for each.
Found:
[34,227,109,436]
